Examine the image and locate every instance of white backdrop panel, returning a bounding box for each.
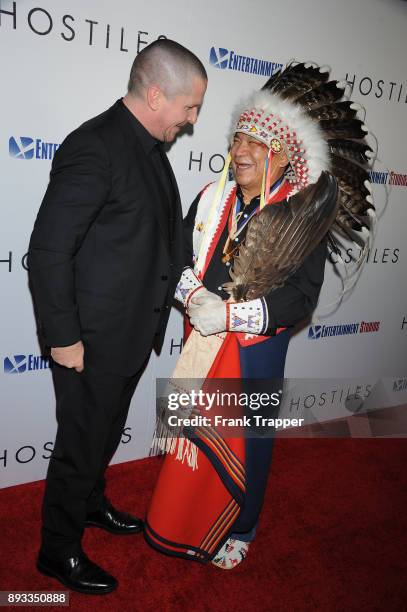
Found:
[1,0,406,487]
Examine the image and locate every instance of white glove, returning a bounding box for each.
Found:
[174,267,202,307]
[188,297,269,336]
[227,299,268,335]
[188,297,226,336]
[175,267,222,310]
[189,287,222,307]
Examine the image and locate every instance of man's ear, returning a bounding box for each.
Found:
[146,85,162,111]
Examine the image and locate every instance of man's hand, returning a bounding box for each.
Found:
[51,340,84,372]
[189,287,222,307]
[188,298,226,336]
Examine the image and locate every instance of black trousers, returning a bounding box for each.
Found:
[41,357,148,559]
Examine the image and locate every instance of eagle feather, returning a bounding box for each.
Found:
[223,172,338,301]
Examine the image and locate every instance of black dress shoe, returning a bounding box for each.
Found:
[85,500,143,535]
[37,551,117,595]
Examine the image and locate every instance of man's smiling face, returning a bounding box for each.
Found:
[230,132,269,196]
[155,76,207,143]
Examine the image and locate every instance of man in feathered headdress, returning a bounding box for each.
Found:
[145,63,374,568]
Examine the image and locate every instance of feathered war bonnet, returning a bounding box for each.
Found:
[228,88,331,198]
[220,62,377,301]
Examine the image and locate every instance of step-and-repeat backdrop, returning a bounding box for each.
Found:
[1,0,406,488]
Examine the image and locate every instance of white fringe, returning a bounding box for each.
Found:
[151,330,225,471]
[175,438,199,470]
[153,435,199,470]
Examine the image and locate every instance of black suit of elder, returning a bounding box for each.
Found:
[28,99,184,559]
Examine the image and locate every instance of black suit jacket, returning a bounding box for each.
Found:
[29,100,184,375]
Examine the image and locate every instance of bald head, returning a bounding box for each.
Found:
[128,39,207,100]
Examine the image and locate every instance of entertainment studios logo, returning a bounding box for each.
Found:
[3,354,52,374]
[209,46,282,78]
[9,136,60,161]
[308,321,381,340]
[369,169,407,187]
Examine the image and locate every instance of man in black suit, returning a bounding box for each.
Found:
[28,39,207,595]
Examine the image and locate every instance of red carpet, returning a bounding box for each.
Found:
[0,439,406,611]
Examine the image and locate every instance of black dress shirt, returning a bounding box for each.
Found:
[120,100,175,240]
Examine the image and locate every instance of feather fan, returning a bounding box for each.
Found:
[223,172,338,301]
[263,62,376,278]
